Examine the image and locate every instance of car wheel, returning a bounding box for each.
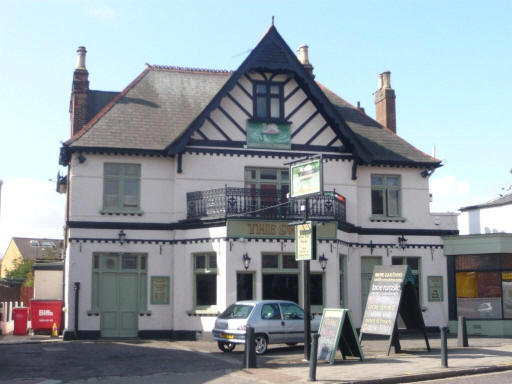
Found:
[254,334,268,355]
[217,341,236,353]
[285,342,297,346]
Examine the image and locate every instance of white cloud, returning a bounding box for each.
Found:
[429,175,472,212]
[0,178,66,259]
[90,5,116,20]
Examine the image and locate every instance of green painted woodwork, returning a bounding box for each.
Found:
[151,276,170,305]
[227,219,337,240]
[444,234,512,255]
[92,253,147,338]
[101,163,143,214]
[361,257,382,312]
[448,319,512,336]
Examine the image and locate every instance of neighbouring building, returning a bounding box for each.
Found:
[444,192,512,336]
[58,25,457,340]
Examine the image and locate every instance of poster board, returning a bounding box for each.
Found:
[295,221,315,261]
[360,265,430,355]
[427,276,443,302]
[317,308,363,364]
[150,276,170,305]
[290,158,323,198]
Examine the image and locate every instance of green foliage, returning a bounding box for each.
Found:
[6,259,34,286]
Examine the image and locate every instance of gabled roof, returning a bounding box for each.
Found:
[61,25,440,168]
[11,237,63,261]
[460,192,512,212]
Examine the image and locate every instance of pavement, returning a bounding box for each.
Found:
[1,333,512,383]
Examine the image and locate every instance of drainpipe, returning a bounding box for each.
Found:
[73,282,80,338]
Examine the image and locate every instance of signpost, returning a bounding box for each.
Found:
[359,265,430,355]
[317,308,364,364]
[287,156,323,360]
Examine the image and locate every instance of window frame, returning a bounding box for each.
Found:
[370,174,402,219]
[252,80,285,122]
[101,163,143,214]
[193,253,218,311]
[392,256,422,304]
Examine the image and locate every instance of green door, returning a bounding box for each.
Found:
[97,254,142,338]
[361,257,382,313]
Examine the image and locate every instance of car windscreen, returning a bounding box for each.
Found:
[219,304,254,319]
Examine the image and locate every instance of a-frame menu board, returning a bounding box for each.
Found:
[317,308,364,365]
[359,265,430,355]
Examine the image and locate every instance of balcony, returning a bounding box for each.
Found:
[187,187,346,223]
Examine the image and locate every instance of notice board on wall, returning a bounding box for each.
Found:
[317,308,363,364]
[359,265,430,355]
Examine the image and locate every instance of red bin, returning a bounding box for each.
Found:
[30,300,63,332]
[13,307,29,335]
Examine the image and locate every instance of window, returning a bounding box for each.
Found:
[310,273,324,313]
[237,272,254,301]
[194,253,217,309]
[103,163,142,213]
[280,302,304,320]
[245,167,289,218]
[371,175,401,217]
[262,253,299,303]
[454,253,512,319]
[261,303,282,320]
[392,257,421,303]
[253,81,284,121]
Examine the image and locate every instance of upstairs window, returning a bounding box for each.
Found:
[254,81,284,121]
[102,163,141,213]
[371,175,401,217]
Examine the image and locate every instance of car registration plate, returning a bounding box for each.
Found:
[220,333,234,339]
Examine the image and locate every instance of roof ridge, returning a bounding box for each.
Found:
[65,67,151,145]
[147,64,233,75]
[316,82,440,165]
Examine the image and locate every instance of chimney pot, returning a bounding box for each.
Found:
[76,46,87,70]
[296,44,314,78]
[375,71,396,133]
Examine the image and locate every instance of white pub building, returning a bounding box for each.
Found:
[59,25,457,339]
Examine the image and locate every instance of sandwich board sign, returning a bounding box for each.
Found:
[317,308,363,364]
[359,265,430,355]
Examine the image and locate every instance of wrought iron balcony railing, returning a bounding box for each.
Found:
[186,187,346,222]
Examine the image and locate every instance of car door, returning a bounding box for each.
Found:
[279,302,305,343]
[258,303,285,344]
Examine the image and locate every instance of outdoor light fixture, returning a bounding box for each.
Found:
[242,253,251,270]
[318,253,328,271]
[398,235,407,250]
[118,230,126,245]
[78,153,87,163]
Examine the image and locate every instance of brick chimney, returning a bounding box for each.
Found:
[374,71,396,133]
[297,45,314,78]
[70,46,89,136]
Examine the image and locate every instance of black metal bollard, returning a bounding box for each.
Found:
[244,326,257,369]
[457,316,469,347]
[308,333,320,382]
[440,326,448,368]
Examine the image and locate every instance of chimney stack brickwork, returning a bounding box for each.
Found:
[375,71,396,133]
[70,47,89,136]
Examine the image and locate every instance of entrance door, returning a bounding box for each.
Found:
[98,254,140,338]
[361,257,382,313]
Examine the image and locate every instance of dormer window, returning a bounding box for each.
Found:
[254,81,284,121]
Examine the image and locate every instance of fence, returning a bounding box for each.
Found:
[0,301,25,335]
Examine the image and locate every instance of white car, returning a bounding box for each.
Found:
[212,300,320,354]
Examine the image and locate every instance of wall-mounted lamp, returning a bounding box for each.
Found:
[118,230,126,245]
[242,253,251,270]
[78,153,87,164]
[318,253,328,271]
[398,235,407,250]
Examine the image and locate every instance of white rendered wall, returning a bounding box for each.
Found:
[459,205,512,235]
[34,270,63,300]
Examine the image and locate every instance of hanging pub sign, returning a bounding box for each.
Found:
[290,157,323,198]
[317,308,364,365]
[295,221,315,261]
[359,265,430,355]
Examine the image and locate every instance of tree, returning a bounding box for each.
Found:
[6,259,34,287]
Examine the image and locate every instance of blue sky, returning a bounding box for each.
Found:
[0,0,511,255]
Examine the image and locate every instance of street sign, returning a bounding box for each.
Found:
[290,158,323,198]
[295,221,315,261]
